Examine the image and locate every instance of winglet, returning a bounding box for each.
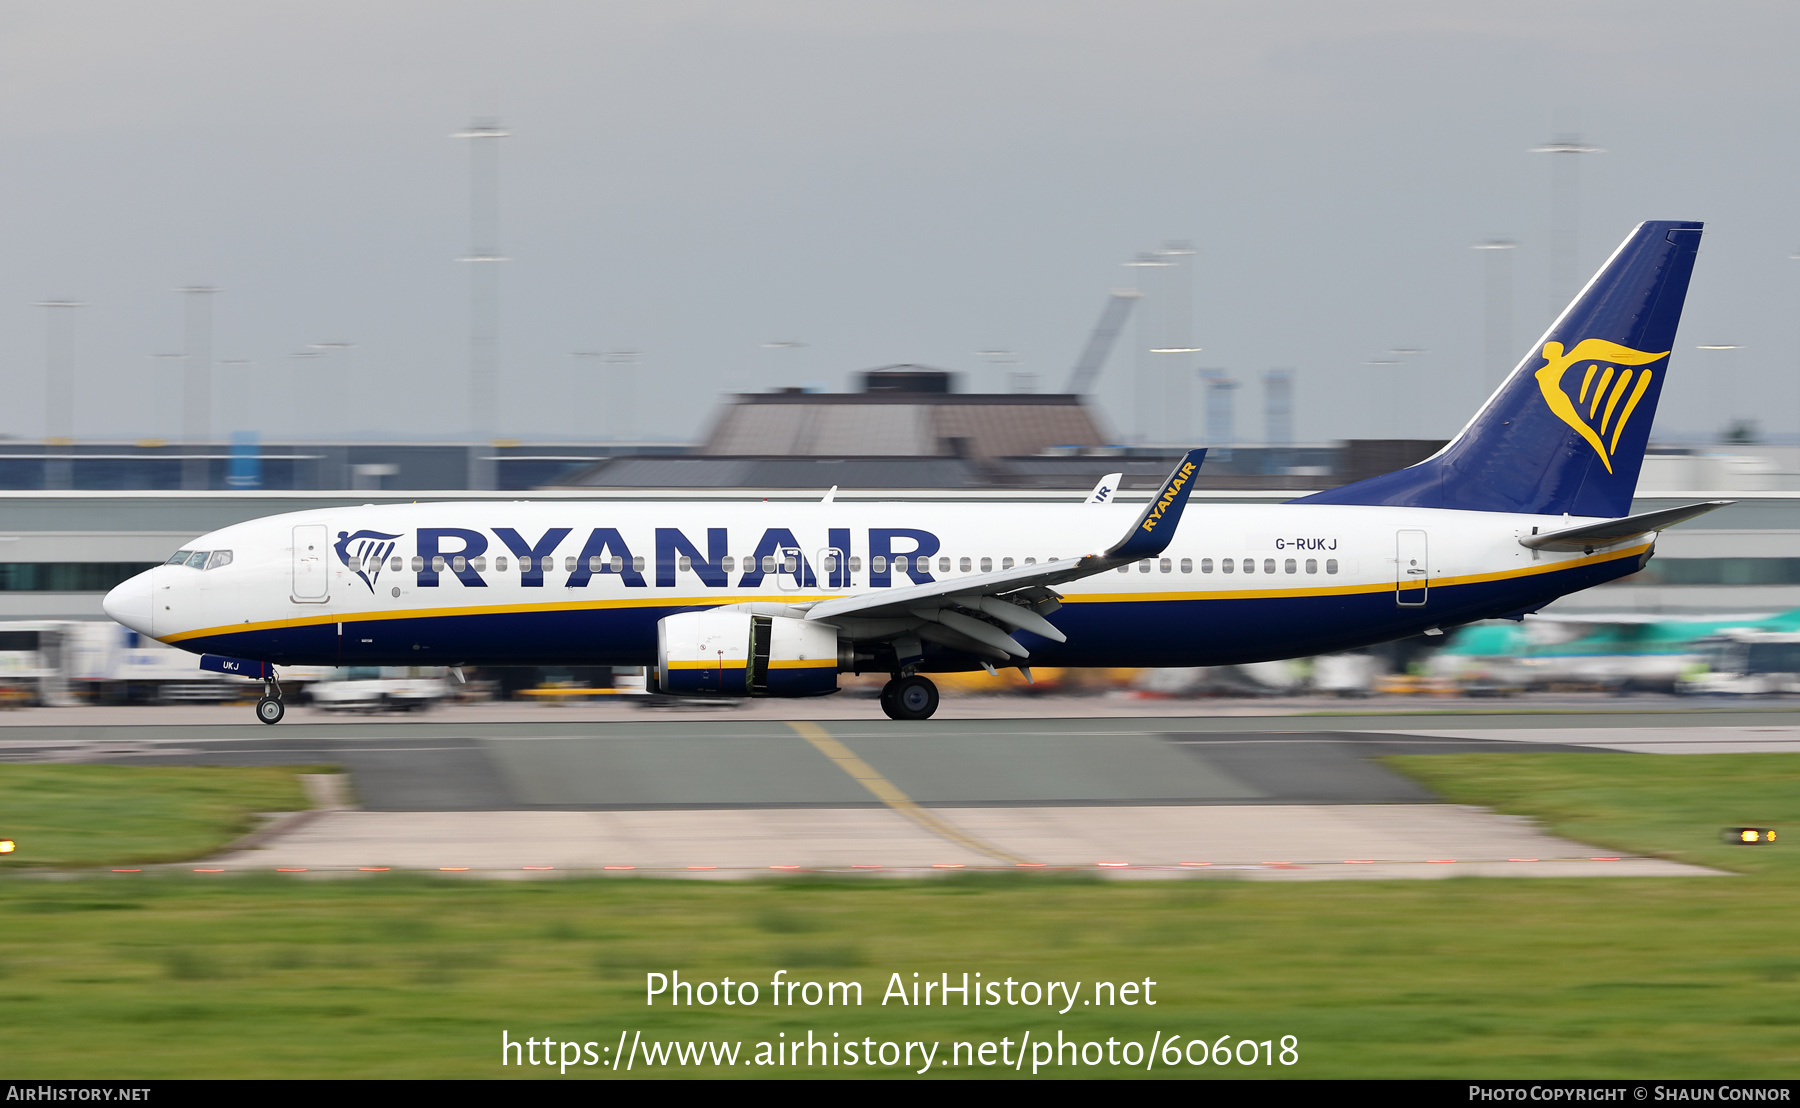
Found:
[1105,449,1205,562]
[1084,473,1124,505]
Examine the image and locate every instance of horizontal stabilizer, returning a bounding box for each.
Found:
[1519,500,1732,551]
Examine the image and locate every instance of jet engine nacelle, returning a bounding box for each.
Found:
[656,610,839,697]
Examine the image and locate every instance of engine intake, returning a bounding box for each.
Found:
[656,610,839,697]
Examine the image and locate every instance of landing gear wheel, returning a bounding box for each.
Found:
[256,696,285,725]
[879,680,901,720]
[888,675,939,721]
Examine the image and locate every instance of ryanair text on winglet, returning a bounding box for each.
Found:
[1140,462,1196,533]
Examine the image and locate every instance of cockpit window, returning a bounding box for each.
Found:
[205,550,233,570]
[167,550,194,565]
[185,551,210,569]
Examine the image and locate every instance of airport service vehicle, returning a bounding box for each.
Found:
[1679,629,1800,695]
[104,221,1722,724]
[306,666,452,713]
[1432,608,1800,693]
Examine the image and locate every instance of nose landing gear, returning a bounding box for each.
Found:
[879,674,939,721]
[255,673,285,725]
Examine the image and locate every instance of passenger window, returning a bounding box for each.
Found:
[1002,557,1015,570]
[1284,558,1296,574]
[411,556,424,572]
[1180,558,1192,573]
[1024,557,1036,565]
[494,556,508,571]
[452,556,467,572]
[1264,558,1276,574]
[611,556,625,572]
[587,555,601,572]
[678,556,692,572]
[872,556,887,574]
[1326,558,1339,574]
[1305,558,1317,574]
[1117,564,1130,573]
[1225,559,1237,574]
[763,555,777,573]
[391,556,403,572]
[431,556,447,572]
[892,555,908,572]
[1138,559,1151,573]
[206,550,233,570]
[632,556,645,573]
[939,557,951,573]
[783,555,799,573]
[850,556,862,572]
[1159,558,1171,573]
[980,557,993,572]
[186,551,210,569]
[722,556,735,573]
[167,550,193,565]
[1201,558,1213,573]
[960,557,972,573]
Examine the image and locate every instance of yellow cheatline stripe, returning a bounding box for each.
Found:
[785,721,1029,866]
[663,660,747,671]
[767,659,836,669]
[163,542,1650,643]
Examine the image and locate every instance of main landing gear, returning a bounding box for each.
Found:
[255,673,285,725]
[879,675,939,721]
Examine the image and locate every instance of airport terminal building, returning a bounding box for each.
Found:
[4,366,1798,624]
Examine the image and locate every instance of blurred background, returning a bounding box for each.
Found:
[4,1,1800,709]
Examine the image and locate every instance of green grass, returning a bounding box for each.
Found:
[1387,752,1800,878]
[0,755,1796,1078]
[0,765,311,868]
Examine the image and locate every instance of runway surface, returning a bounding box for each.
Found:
[2,706,1767,879]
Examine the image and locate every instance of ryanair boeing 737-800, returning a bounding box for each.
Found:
[103,220,1723,723]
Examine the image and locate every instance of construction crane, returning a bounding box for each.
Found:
[1062,289,1141,394]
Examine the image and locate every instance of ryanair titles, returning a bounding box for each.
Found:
[1139,461,1197,534]
[339,526,946,592]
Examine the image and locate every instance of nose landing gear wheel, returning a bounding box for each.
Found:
[881,675,939,721]
[256,696,285,725]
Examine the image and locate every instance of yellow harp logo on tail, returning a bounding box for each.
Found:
[1533,339,1669,474]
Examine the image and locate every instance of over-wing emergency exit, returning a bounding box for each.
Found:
[104,221,1721,723]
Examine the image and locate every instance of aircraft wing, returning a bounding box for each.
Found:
[803,450,1205,657]
[1520,500,1733,552]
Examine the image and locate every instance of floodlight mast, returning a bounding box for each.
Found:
[1472,238,1517,390]
[34,299,82,490]
[456,117,510,488]
[1530,136,1603,313]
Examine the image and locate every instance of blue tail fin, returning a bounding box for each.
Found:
[1298,220,1703,518]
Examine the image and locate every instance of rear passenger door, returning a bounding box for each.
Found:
[1395,530,1428,607]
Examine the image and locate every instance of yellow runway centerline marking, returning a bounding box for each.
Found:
[784,720,1029,865]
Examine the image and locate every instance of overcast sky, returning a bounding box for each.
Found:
[1,1,1797,447]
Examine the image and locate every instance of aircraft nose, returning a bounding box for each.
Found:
[103,569,156,637]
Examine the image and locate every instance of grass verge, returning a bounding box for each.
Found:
[0,765,312,869]
[0,754,1794,1078]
